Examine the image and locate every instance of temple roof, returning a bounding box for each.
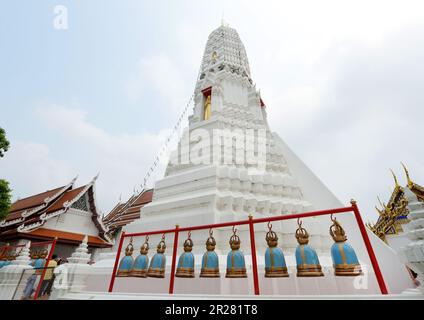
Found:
[0,176,112,246]
[4,178,76,223]
[368,164,423,240]
[10,185,69,213]
[103,189,153,236]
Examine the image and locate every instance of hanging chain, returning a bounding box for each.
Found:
[140,93,195,190]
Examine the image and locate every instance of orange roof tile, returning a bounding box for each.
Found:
[9,185,68,214]
[132,189,153,206]
[29,228,111,247]
[46,186,86,213]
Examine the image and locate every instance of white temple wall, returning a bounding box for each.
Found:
[43,208,100,237]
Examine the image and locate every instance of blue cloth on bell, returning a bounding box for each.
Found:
[226,250,247,277]
[202,251,219,269]
[331,242,360,266]
[200,251,220,277]
[177,252,194,269]
[132,254,149,273]
[295,244,320,266]
[175,252,195,277]
[147,253,166,278]
[265,247,287,269]
[117,255,134,277]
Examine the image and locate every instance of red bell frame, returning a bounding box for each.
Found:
[108,201,388,296]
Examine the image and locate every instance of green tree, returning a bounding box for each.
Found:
[0,180,11,220]
[0,127,10,157]
[0,127,11,219]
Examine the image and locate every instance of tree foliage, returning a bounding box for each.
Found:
[0,127,11,219]
[0,127,10,157]
[0,180,11,220]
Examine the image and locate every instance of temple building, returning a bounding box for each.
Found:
[0,175,112,258]
[368,164,424,244]
[102,189,153,242]
[367,164,424,292]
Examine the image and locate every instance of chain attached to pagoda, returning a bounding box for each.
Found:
[140,94,194,190]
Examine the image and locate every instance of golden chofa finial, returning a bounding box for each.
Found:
[390,169,400,188]
[377,196,385,210]
[375,206,384,216]
[401,162,413,188]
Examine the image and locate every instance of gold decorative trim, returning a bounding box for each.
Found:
[334,264,363,276]
[175,267,195,278]
[296,265,324,277]
[265,266,289,278]
[199,268,220,278]
[147,268,165,278]
[225,268,247,278]
[130,269,148,278]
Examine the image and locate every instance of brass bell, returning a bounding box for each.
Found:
[264,222,289,277]
[330,217,362,276]
[131,236,149,277]
[200,229,220,278]
[175,231,195,278]
[147,235,166,278]
[117,238,134,277]
[295,220,324,277]
[226,227,247,278]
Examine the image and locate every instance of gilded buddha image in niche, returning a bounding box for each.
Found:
[204,95,211,120]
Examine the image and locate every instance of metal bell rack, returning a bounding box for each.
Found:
[0,238,57,300]
[108,200,388,296]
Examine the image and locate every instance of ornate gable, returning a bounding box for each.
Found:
[368,164,423,241]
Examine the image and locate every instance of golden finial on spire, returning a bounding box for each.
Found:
[401,162,413,188]
[390,169,400,188]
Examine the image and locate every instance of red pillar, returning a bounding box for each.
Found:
[351,200,388,295]
[108,232,126,293]
[34,238,57,300]
[248,215,260,295]
[169,225,179,294]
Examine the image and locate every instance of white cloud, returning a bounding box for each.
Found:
[32,104,171,214]
[125,55,192,115]
[0,141,73,202]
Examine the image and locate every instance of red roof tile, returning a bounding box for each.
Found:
[28,228,111,247]
[103,189,153,234]
[9,185,67,213]
[46,186,85,213]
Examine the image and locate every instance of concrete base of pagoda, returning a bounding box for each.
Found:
[124,165,333,256]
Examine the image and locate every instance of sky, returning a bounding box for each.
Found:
[0,0,423,222]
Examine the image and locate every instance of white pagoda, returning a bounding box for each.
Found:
[121,24,415,295]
